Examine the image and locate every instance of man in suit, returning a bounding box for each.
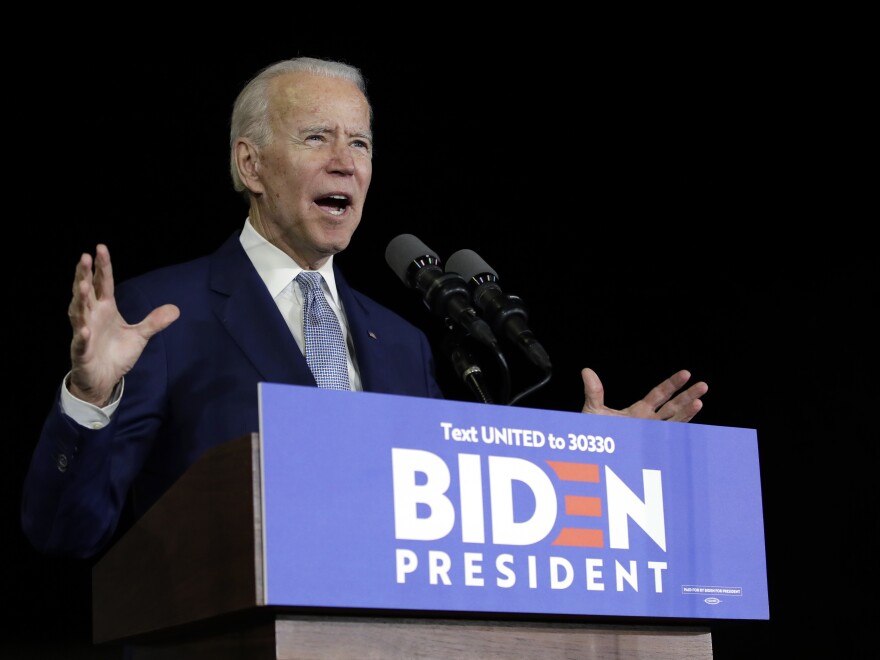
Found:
[21,57,708,559]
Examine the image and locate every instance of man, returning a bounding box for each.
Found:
[21,57,707,559]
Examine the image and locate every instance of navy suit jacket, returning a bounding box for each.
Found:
[22,231,444,557]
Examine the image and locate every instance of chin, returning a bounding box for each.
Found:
[317,236,351,256]
[323,225,356,250]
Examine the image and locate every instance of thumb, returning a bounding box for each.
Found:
[581,367,605,413]
[140,304,181,339]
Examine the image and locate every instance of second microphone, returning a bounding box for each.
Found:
[385,234,498,349]
[445,249,552,373]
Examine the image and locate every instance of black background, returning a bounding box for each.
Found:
[4,23,872,659]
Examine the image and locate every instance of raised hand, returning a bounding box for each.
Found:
[67,244,180,406]
[580,367,708,423]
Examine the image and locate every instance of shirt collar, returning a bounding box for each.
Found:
[239,218,341,305]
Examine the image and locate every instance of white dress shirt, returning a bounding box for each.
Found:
[240,219,362,390]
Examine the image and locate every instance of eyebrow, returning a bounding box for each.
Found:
[301,125,373,142]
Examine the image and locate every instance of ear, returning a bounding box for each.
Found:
[234,138,264,194]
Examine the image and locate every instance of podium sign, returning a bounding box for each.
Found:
[259,383,768,621]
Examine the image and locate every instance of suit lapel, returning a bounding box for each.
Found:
[207,233,317,386]
[335,264,381,390]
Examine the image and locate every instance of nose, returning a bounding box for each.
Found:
[328,141,356,175]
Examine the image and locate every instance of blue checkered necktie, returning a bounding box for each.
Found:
[296,271,351,390]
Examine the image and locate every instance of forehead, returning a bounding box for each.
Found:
[269,71,370,129]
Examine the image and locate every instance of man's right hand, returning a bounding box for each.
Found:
[67,244,180,406]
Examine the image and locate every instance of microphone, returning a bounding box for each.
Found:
[385,234,498,349]
[445,249,552,373]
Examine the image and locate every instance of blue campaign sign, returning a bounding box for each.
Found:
[258,383,768,620]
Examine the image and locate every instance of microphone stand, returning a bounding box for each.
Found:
[442,326,554,406]
[442,329,508,405]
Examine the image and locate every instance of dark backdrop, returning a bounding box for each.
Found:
[5,29,871,659]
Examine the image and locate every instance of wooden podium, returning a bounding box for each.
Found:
[93,433,714,659]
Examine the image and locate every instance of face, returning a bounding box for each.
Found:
[243,71,373,268]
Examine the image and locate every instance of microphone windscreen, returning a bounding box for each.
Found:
[385,234,440,283]
[445,249,498,280]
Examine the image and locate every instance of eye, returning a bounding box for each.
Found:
[352,139,372,152]
[305,134,326,144]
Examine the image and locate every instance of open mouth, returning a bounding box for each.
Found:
[317,194,351,217]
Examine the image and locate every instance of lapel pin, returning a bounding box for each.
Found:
[368,331,378,340]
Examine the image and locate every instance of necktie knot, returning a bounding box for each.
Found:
[297,271,332,324]
[295,271,350,391]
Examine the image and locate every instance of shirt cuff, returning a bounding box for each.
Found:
[60,372,124,429]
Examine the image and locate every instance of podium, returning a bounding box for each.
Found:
[93,385,767,658]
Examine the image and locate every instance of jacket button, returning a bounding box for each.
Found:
[55,454,69,473]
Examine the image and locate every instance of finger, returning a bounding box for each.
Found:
[92,244,114,300]
[641,370,692,412]
[72,252,94,297]
[69,253,95,323]
[673,397,704,423]
[70,324,91,360]
[659,381,709,422]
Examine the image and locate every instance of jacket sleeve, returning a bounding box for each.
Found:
[21,391,130,558]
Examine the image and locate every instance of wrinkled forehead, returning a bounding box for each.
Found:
[269,71,371,130]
